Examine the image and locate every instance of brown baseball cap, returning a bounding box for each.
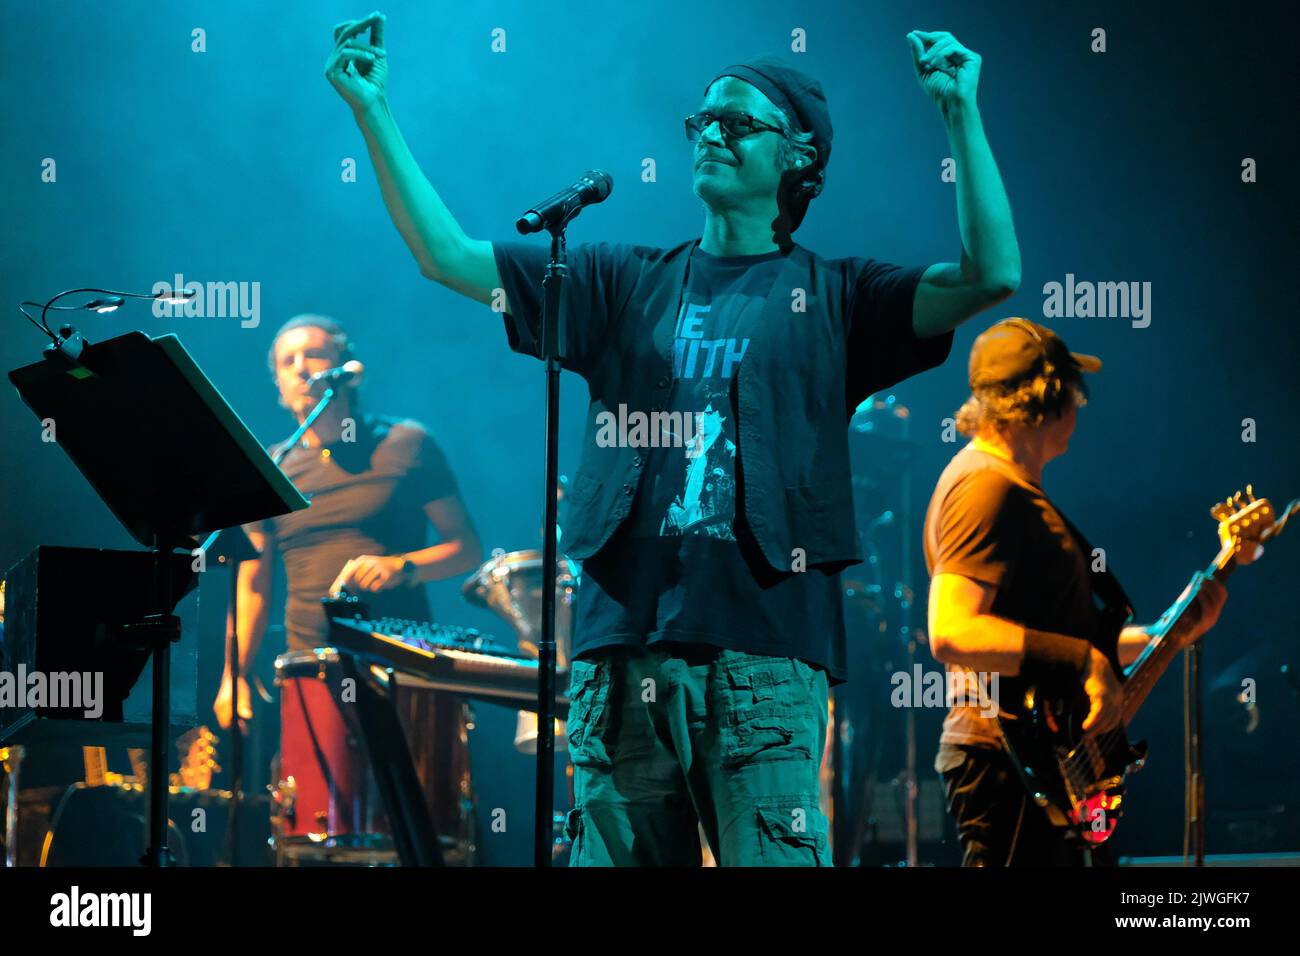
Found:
[968,318,1102,390]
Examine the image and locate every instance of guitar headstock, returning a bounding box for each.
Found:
[174,725,220,791]
[1210,486,1273,567]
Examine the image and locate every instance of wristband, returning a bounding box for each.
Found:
[399,555,419,586]
[1022,629,1091,680]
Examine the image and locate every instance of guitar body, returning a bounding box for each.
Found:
[999,676,1147,845]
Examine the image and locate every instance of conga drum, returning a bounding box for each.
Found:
[390,682,476,865]
[462,549,576,753]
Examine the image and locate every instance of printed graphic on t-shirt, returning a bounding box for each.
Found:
[658,301,749,540]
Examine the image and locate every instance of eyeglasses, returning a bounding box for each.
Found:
[684,110,785,143]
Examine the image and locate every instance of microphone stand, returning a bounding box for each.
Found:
[275,384,341,467]
[197,383,336,866]
[534,226,569,868]
[515,175,609,866]
[195,526,258,866]
[896,405,918,868]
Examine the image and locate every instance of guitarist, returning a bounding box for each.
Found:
[923,318,1227,866]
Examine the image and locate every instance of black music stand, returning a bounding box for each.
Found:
[9,330,307,866]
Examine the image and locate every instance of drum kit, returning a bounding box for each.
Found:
[270,548,579,866]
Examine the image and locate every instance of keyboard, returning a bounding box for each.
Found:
[325,613,567,711]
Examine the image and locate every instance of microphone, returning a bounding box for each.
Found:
[308,360,364,389]
[515,170,613,234]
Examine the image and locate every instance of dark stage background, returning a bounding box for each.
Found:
[2,0,1297,864]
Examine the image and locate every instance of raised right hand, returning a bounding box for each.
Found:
[1080,646,1123,735]
[325,11,389,114]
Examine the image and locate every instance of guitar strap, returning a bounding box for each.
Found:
[969,446,1136,649]
[1054,507,1136,645]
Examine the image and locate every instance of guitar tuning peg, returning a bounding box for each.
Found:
[1246,484,1255,501]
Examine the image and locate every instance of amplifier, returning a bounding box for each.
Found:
[1,546,198,740]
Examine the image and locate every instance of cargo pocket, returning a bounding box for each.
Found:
[715,654,808,770]
[755,799,830,867]
[564,806,586,865]
[565,659,613,771]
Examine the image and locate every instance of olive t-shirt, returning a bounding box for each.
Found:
[258,414,461,651]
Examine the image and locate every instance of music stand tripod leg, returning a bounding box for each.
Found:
[338,655,444,867]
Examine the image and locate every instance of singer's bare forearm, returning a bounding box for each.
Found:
[353,99,471,280]
[353,100,504,307]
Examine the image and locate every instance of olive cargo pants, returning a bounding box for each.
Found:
[564,645,830,866]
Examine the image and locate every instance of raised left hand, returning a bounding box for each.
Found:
[907,30,981,111]
[330,554,408,594]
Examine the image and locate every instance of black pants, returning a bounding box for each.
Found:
[938,743,1112,867]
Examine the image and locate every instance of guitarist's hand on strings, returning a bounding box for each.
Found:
[1175,574,1228,648]
[1081,647,1123,735]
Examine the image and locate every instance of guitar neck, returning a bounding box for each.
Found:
[1119,491,1292,725]
[1120,556,1236,724]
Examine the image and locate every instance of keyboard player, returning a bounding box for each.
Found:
[212,313,483,731]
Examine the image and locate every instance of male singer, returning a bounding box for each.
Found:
[326,12,1020,865]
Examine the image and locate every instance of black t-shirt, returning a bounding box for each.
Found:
[578,245,849,678]
[257,413,461,651]
[505,242,926,683]
[491,237,949,574]
[922,444,1102,748]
